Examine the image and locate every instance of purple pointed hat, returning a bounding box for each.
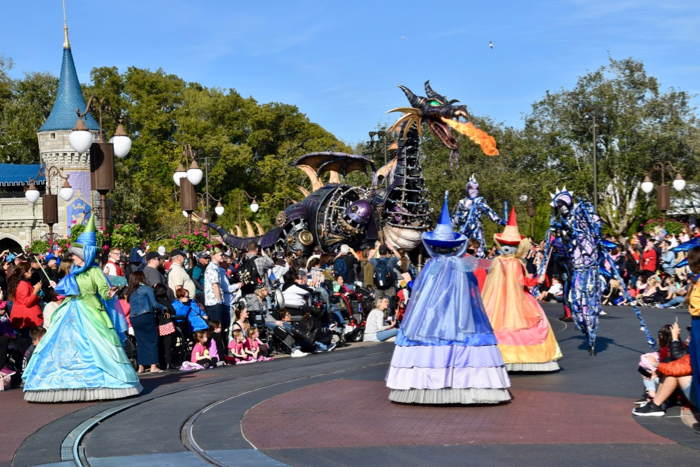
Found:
[422,191,467,248]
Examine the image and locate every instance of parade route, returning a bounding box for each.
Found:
[5,304,700,466]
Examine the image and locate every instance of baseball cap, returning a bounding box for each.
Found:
[170,249,185,258]
[145,251,161,262]
[196,251,211,260]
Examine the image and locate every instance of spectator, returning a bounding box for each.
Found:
[333,244,359,283]
[125,247,145,281]
[602,279,622,306]
[370,245,400,303]
[42,290,64,329]
[361,248,375,287]
[143,252,167,289]
[282,273,315,315]
[0,297,30,376]
[192,330,214,368]
[231,301,250,338]
[228,328,253,363]
[204,248,226,325]
[641,242,658,278]
[660,241,676,277]
[246,327,272,361]
[659,277,689,309]
[167,249,195,299]
[364,295,398,342]
[7,263,43,334]
[154,283,177,371]
[126,271,165,374]
[104,247,124,276]
[305,246,323,270]
[23,326,46,371]
[191,252,211,298]
[634,322,694,416]
[538,276,564,303]
[241,242,274,297]
[172,288,208,333]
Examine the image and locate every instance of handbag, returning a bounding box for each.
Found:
[157,313,175,336]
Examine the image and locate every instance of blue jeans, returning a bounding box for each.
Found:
[376,328,399,341]
[659,296,684,308]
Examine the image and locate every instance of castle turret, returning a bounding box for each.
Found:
[37,18,99,236]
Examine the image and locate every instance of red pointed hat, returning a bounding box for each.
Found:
[494,207,525,245]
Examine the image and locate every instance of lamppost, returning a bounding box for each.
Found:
[25,165,74,241]
[641,161,685,228]
[519,195,537,238]
[197,192,225,219]
[69,96,132,228]
[368,129,389,166]
[173,145,204,231]
[578,105,608,213]
[237,191,259,231]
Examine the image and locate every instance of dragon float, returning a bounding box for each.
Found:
[202,81,498,254]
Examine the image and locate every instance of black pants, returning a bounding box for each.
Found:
[159,333,174,367]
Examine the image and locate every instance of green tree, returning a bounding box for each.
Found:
[521,56,700,237]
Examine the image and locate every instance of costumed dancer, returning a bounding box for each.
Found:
[386,192,511,404]
[481,208,562,371]
[539,188,656,355]
[23,215,142,402]
[451,175,505,257]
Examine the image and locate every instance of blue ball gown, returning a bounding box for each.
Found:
[386,254,511,404]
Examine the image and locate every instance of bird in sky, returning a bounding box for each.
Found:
[489,41,493,49]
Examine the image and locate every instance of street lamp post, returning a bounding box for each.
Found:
[174,145,204,232]
[69,96,131,229]
[25,165,74,241]
[519,195,537,238]
[641,161,685,228]
[368,130,389,166]
[238,191,259,231]
[579,105,608,213]
[197,192,225,220]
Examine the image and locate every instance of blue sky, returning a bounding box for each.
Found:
[2,1,700,145]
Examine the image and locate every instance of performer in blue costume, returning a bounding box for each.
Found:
[450,175,505,257]
[386,192,511,404]
[23,215,142,402]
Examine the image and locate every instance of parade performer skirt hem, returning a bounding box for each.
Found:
[388,387,511,405]
[24,384,143,403]
[505,361,560,372]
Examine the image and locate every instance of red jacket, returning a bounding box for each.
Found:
[657,354,692,377]
[11,280,43,329]
[641,249,657,272]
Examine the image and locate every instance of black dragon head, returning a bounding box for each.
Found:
[387,80,498,156]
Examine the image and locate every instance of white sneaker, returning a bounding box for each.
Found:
[291,348,308,358]
[600,311,607,315]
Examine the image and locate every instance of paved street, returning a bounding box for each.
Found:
[5,303,700,466]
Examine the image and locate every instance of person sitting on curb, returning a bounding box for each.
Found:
[633,322,695,416]
[364,295,398,343]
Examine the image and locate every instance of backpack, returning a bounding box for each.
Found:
[240,256,261,292]
[374,258,395,289]
[333,257,348,280]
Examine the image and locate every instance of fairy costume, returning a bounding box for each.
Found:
[481,208,562,371]
[23,215,142,402]
[386,192,511,404]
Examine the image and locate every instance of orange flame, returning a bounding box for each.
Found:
[440,118,499,156]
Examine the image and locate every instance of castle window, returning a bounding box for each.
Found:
[51,133,56,140]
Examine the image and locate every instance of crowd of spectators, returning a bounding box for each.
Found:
[511,226,700,311]
[0,237,417,385]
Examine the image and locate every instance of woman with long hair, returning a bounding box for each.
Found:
[127,271,165,374]
[7,262,43,333]
[22,216,142,402]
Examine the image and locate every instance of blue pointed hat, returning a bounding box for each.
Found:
[422,191,467,248]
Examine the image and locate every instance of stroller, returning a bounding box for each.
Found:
[332,285,374,342]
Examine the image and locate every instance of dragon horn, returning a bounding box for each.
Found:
[424,80,437,99]
[398,85,422,108]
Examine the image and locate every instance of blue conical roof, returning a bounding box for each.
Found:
[38,46,98,132]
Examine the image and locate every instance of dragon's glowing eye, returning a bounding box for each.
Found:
[429,100,441,107]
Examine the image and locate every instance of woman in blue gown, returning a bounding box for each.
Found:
[22,215,142,402]
[386,192,511,404]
